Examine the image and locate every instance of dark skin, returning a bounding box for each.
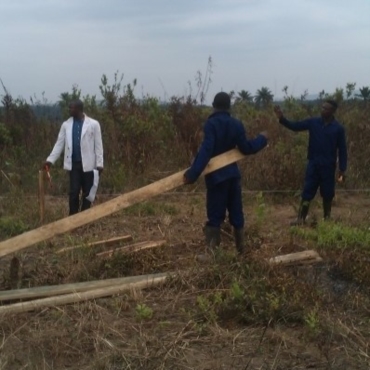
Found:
[69,102,85,121]
[43,103,103,174]
[273,104,345,182]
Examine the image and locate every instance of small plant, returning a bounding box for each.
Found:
[230,281,244,302]
[304,309,320,335]
[254,191,266,228]
[194,293,225,324]
[135,303,153,320]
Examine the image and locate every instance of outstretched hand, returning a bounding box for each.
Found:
[273,105,284,120]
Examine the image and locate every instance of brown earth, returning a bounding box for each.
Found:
[0,191,369,369]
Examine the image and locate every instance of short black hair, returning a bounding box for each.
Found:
[325,99,338,111]
[212,92,231,110]
[70,99,84,112]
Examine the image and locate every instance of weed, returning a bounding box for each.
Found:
[0,216,29,238]
[135,303,153,320]
[304,308,321,335]
[252,191,268,231]
[291,221,370,250]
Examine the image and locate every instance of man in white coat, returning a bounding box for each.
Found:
[44,100,104,215]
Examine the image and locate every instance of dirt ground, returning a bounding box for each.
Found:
[0,191,369,369]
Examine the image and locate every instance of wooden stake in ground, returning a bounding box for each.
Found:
[96,240,167,258]
[268,250,323,266]
[0,272,169,302]
[0,273,171,315]
[56,234,133,254]
[0,149,247,258]
[38,170,45,224]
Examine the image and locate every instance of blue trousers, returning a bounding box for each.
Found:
[206,177,244,229]
[302,162,336,201]
[69,162,94,215]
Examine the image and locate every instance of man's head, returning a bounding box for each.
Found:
[321,100,338,120]
[212,92,231,111]
[69,99,84,118]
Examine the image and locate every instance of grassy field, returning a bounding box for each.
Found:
[0,189,370,369]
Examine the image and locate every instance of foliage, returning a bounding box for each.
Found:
[135,303,153,320]
[0,77,370,194]
[0,216,29,238]
[291,220,370,250]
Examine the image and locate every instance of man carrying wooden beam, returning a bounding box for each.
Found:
[183,92,268,254]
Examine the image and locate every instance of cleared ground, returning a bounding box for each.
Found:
[0,191,369,369]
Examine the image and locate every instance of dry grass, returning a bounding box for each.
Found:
[0,193,370,369]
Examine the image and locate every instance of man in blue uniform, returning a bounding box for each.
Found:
[183,92,268,254]
[274,100,347,224]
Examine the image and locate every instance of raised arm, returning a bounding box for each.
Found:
[236,124,268,155]
[274,105,311,132]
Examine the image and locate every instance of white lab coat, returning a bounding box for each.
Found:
[46,115,104,172]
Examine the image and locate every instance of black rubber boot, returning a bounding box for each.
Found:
[197,226,221,263]
[290,200,310,226]
[204,226,221,249]
[234,228,245,254]
[323,199,332,220]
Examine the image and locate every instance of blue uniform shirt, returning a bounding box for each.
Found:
[279,116,347,172]
[72,118,84,162]
[186,111,267,188]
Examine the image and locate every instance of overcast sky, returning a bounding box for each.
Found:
[0,0,369,104]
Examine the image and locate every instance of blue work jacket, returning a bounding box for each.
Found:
[185,111,267,188]
[279,116,347,172]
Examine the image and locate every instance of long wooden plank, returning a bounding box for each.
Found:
[0,149,246,258]
[0,272,169,302]
[56,234,133,254]
[0,274,169,315]
[96,240,167,258]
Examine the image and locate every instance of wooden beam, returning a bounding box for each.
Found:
[0,149,246,258]
[96,240,167,258]
[0,273,170,315]
[268,250,322,266]
[0,272,169,302]
[56,234,133,254]
[38,170,45,224]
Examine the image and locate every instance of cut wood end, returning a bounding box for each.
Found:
[268,250,322,265]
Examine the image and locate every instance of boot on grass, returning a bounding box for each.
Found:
[196,226,221,263]
[323,199,332,220]
[290,200,310,226]
[234,228,245,255]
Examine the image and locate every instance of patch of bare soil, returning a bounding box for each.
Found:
[0,193,370,369]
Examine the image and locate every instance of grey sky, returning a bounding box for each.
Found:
[1,0,369,104]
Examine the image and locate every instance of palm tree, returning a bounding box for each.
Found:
[254,87,274,109]
[236,90,254,104]
[356,86,370,101]
[345,82,356,100]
